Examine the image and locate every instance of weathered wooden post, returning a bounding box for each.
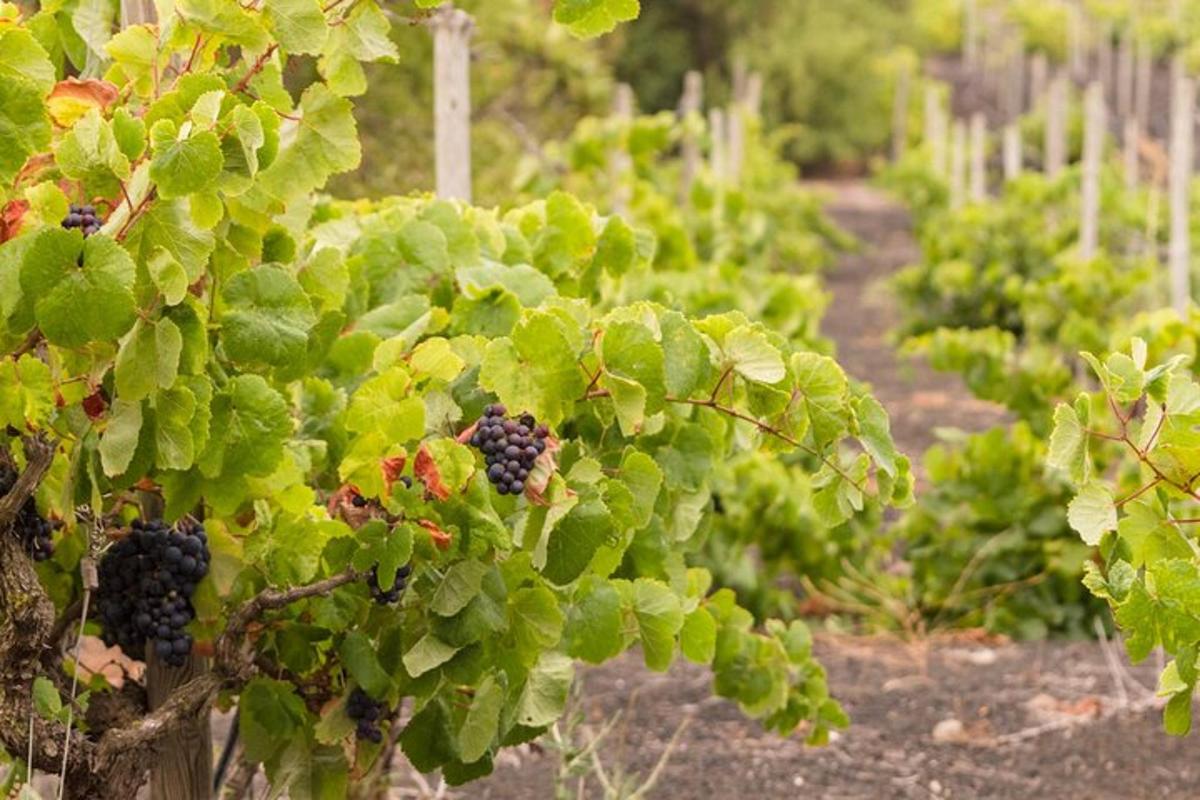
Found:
[1116,27,1134,120]
[610,83,635,214]
[1045,72,1068,177]
[1080,82,1105,260]
[679,71,703,205]
[709,108,727,184]
[1029,51,1048,109]
[951,118,967,208]
[969,112,987,200]
[1124,116,1140,189]
[431,6,474,202]
[1003,123,1022,181]
[1134,37,1152,131]
[924,85,948,178]
[892,65,911,161]
[964,0,979,70]
[1169,68,1194,312]
[1068,4,1086,81]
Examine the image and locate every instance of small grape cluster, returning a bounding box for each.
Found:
[346,687,386,743]
[0,465,55,562]
[61,204,104,237]
[468,404,548,496]
[96,519,210,667]
[367,563,411,605]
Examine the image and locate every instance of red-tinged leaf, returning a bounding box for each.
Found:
[191,639,215,658]
[54,390,65,408]
[47,78,120,126]
[381,455,407,491]
[1,199,29,243]
[523,436,562,503]
[133,478,158,491]
[418,518,452,551]
[83,390,107,420]
[414,445,450,501]
[455,421,478,444]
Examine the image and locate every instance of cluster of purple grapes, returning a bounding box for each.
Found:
[61,204,104,237]
[367,563,411,605]
[0,464,55,562]
[96,519,210,667]
[346,687,387,743]
[468,404,548,496]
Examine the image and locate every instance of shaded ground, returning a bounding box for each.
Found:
[469,635,1193,800]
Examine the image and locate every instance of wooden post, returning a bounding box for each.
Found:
[1080,82,1105,260]
[964,0,979,70]
[678,71,703,205]
[1029,51,1048,109]
[727,105,745,185]
[709,108,727,183]
[892,66,911,161]
[1116,27,1134,121]
[431,7,474,202]
[1169,68,1194,312]
[146,650,213,800]
[1045,72,1068,177]
[610,83,634,214]
[1124,116,1139,189]
[1068,4,1085,81]
[1097,27,1114,105]
[969,112,986,200]
[1003,123,1022,181]
[951,119,967,208]
[924,85,947,178]
[1134,37,1152,131]
[745,72,763,117]
[1008,46,1026,117]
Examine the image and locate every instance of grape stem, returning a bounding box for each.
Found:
[583,388,871,495]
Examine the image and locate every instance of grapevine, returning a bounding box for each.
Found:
[96,519,211,668]
[468,404,548,496]
[0,464,54,562]
[346,687,388,743]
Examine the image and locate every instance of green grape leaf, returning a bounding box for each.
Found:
[256,83,361,204]
[0,74,51,185]
[458,674,504,763]
[114,317,182,401]
[220,265,317,369]
[263,0,328,55]
[1067,482,1117,546]
[632,578,683,671]
[1047,401,1089,483]
[99,398,144,476]
[339,631,392,697]
[199,375,291,478]
[724,326,785,384]
[552,0,641,39]
[563,576,624,663]
[680,606,716,664]
[20,230,137,348]
[516,651,574,727]
[431,560,490,617]
[149,119,224,198]
[403,633,461,678]
[239,678,307,763]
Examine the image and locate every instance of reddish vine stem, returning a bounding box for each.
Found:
[583,388,869,494]
[1115,477,1162,509]
[231,45,278,96]
[115,188,157,241]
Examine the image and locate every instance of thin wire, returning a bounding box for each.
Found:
[25,699,34,784]
[55,586,91,799]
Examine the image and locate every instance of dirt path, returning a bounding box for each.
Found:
[816,180,1007,462]
[468,635,1196,800]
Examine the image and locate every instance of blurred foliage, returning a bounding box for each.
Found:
[328,0,614,203]
[892,424,1106,638]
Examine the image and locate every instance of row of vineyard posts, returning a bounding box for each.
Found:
[897,0,1196,312]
